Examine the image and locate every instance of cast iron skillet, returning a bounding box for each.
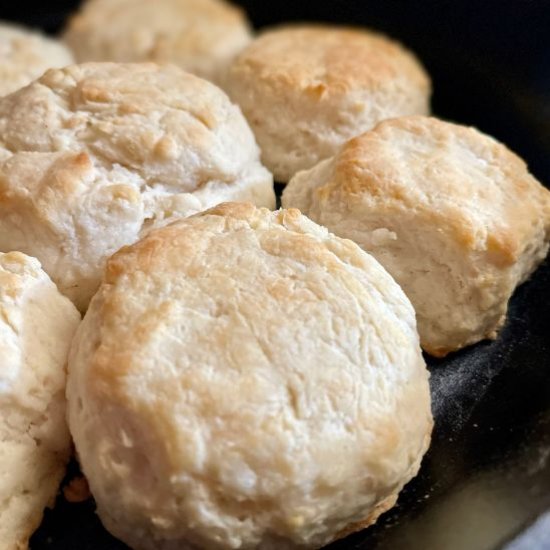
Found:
[2,1,548,548]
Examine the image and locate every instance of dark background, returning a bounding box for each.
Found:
[2,0,550,183]
[2,1,549,549]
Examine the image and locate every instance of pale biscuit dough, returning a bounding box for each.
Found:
[225,25,431,182]
[283,116,550,356]
[0,252,80,550]
[67,202,432,550]
[63,0,252,82]
[0,22,73,97]
[0,63,274,311]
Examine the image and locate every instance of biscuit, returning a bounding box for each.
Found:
[63,0,252,83]
[225,25,431,182]
[283,116,550,356]
[0,22,73,97]
[0,63,274,311]
[67,202,433,549]
[0,252,80,550]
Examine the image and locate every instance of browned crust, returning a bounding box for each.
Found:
[423,324,501,358]
[321,116,550,266]
[63,475,91,503]
[331,492,399,543]
[231,24,430,99]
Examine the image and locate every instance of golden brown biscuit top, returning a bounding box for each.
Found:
[0,62,260,193]
[67,0,248,40]
[317,116,550,265]
[230,25,430,99]
[63,0,252,77]
[92,201,422,410]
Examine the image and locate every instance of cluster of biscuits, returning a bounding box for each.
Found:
[1,1,548,549]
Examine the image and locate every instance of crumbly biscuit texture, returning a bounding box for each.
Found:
[64,0,252,82]
[0,251,80,550]
[67,202,432,549]
[0,22,73,97]
[0,63,274,310]
[283,116,550,355]
[225,25,431,181]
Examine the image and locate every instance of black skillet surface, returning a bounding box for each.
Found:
[3,1,548,548]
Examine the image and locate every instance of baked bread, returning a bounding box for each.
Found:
[67,202,432,549]
[282,116,550,356]
[63,0,252,83]
[0,62,274,311]
[224,24,430,182]
[0,22,73,97]
[0,251,80,550]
